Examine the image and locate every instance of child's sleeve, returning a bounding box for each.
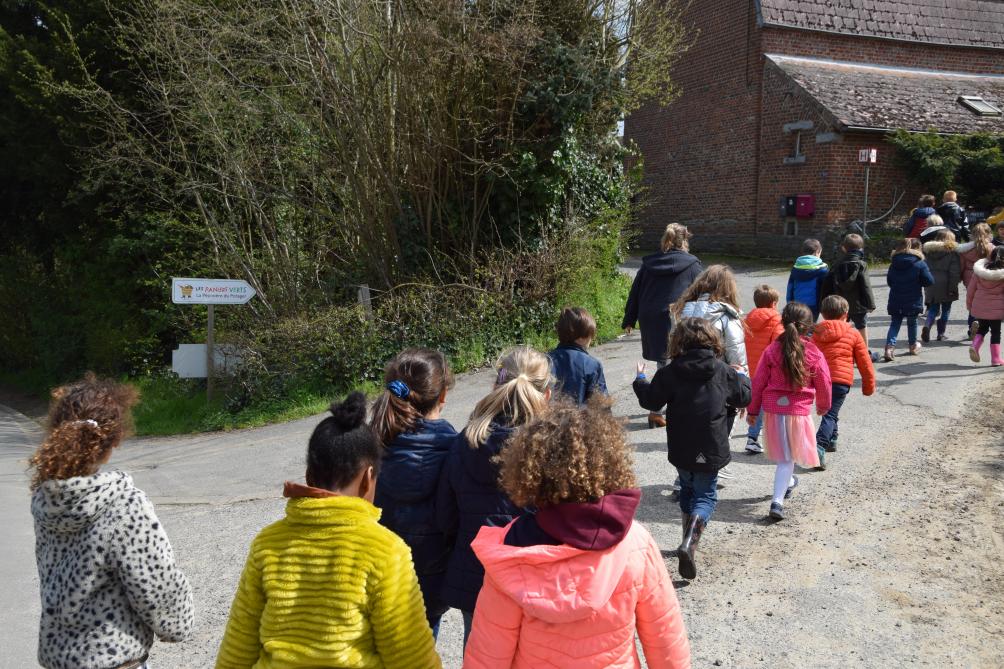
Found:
[463,574,523,668]
[594,360,608,397]
[215,547,264,669]
[949,254,962,298]
[723,319,749,373]
[371,542,441,669]
[435,442,460,536]
[636,532,692,669]
[919,262,935,288]
[633,366,672,412]
[967,274,977,311]
[860,269,877,311]
[852,330,876,396]
[114,493,194,644]
[812,354,833,415]
[786,272,795,302]
[747,353,769,417]
[727,367,752,409]
[622,269,644,329]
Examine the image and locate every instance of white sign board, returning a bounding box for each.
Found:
[858,148,877,164]
[171,344,242,378]
[171,278,256,305]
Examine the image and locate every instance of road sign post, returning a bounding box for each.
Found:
[858,148,878,237]
[171,278,256,403]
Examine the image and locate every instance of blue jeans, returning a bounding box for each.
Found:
[925,302,952,331]
[747,412,763,440]
[816,383,850,448]
[886,314,918,346]
[675,468,719,524]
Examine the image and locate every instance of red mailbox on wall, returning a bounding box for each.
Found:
[795,194,815,218]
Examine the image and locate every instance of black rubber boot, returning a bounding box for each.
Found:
[681,514,692,541]
[677,515,705,580]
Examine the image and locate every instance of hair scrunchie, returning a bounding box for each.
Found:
[387,380,410,399]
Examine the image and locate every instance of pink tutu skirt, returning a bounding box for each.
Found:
[763,411,818,468]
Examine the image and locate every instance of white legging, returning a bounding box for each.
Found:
[773,460,795,504]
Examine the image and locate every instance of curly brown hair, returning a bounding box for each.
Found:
[668,317,724,359]
[498,396,635,507]
[28,374,139,490]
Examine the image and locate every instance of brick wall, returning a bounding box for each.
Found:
[624,3,1004,255]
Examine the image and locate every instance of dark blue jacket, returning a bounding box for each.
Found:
[375,418,457,620]
[786,255,829,312]
[436,420,525,612]
[886,251,935,316]
[548,344,607,405]
[622,250,703,362]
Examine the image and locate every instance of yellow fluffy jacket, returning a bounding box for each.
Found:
[215,491,441,669]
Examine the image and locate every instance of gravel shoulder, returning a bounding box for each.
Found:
[1,265,1002,668]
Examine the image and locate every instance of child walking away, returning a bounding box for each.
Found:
[744,285,784,454]
[884,238,934,361]
[921,230,961,343]
[548,306,607,405]
[633,318,751,579]
[904,194,938,239]
[966,246,1004,366]
[747,303,832,521]
[216,393,440,669]
[437,346,551,646]
[465,398,691,669]
[371,348,456,637]
[30,375,193,669]
[812,296,876,470]
[787,239,828,320]
[821,233,878,361]
[956,222,995,338]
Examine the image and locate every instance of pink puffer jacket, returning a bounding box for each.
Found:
[464,521,690,669]
[747,337,832,417]
[967,259,1004,320]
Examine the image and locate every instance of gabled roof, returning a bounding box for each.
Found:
[758,1,1004,50]
[767,54,1004,134]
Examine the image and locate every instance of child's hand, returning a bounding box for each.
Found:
[736,408,747,420]
[636,361,646,377]
[817,409,827,416]
[746,414,757,426]
[623,326,634,335]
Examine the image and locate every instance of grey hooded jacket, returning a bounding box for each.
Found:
[680,296,748,373]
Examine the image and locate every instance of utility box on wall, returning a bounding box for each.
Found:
[796,194,815,218]
[781,195,797,218]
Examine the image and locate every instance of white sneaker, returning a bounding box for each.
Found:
[745,438,763,454]
[718,465,736,479]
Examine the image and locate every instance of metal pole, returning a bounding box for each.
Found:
[862,165,871,237]
[206,304,215,404]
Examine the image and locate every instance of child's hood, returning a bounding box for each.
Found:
[973,259,1004,282]
[923,240,957,256]
[792,255,827,271]
[812,318,853,345]
[670,348,721,382]
[31,470,132,534]
[746,307,781,333]
[890,249,924,268]
[641,249,700,276]
[472,491,642,623]
[683,296,741,321]
[834,252,866,283]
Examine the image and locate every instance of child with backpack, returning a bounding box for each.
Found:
[464,398,691,669]
[371,348,456,637]
[821,233,878,360]
[747,302,832,521]
[811,296,876,470]
[884,238,935,361]
[786,238,829,320]
[966,246,1004,366]
[633,317,751,579]
[216,393,440,669]
[548,306,607,405]
[30,375,193,669]
[921,229,962,343]
[957,222,995,337]
[436,346,552,646]
[743,284,783,454]
[904,194,938,239]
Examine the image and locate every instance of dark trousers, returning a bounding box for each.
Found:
[978,319,1002,344]
[816,383,850,448]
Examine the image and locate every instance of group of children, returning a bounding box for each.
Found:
[28,310,688,669]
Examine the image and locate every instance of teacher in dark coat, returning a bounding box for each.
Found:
[622,223,703,428]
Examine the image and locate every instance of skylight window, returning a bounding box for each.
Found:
[958,96,1002,117]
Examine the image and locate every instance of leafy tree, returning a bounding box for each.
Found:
[889,130,1004,210]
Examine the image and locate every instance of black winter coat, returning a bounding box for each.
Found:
[632,348,751,473]
[548,343,607,405]
[436,420,526,612]
[374,418,457,620]
[935,202,969,241]
[622,250,703,362]
[821,251,876,316]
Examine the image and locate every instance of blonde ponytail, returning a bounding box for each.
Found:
[464,347,551,447]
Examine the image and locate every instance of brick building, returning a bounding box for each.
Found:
[626,0,1004,256]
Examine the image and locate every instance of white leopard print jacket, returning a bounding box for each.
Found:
[32,470,194,669]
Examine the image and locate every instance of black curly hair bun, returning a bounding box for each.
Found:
[328,391,368,431]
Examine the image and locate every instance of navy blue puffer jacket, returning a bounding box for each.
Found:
[886,250,935,316]
[436,420,526,612]
[374,418,457,621]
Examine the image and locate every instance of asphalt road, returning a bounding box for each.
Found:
[2,262,1002,668]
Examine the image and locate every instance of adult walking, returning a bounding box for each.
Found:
[622,223,703,428]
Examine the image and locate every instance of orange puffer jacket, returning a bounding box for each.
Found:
[744,308,783,378]
[811,319,876,394]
